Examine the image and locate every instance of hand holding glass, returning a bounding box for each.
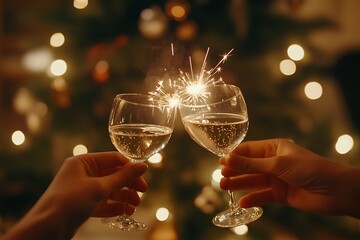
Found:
[179,84,263,227]
[103,93,176,231]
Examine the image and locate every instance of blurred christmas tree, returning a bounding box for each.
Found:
[1,0,359,239]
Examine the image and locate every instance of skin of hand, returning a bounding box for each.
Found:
[3,151,148,240]
[220,139,360,219]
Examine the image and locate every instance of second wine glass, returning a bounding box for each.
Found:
[179,84,263,228]
[103,93,177,231]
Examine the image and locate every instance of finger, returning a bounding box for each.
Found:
[92,201,136,217]
[80,152,130,170]
[221,166,241,177]
[128,177,148,192]
[232,139,285,158]
[238,188,275,208]
[223,153,277,174]
[109,189,141,206]
[102,162,148,191]
[220,174,270,190]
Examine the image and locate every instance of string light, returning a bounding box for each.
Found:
[165,0,189,21]
[279,59,296,76]
[73,0,88,9]
[12,130,25,146]
[50,33,65,47]
[287,44,304,61]
[51,77,68,92]
[22,48,53,72]
[176,20,198,41]
[92,60,110,83]
[138,7,168,39]
[335,134,354,154]
[73,144,88,156]
[13,88,35,114]
[304,81,323,100]
[50,59,67,76]
[156,207,170,221]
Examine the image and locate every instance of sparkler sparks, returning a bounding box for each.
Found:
[149,47,234,107]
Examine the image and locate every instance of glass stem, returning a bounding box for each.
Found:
[228,190,238,211]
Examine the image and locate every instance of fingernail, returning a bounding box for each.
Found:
[219,155,229,164]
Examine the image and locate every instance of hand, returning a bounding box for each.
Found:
[47,151,148,219]
[219,139,360,218]
[3,151,148,240]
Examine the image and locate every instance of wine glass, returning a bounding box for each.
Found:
[103,93,177,231]
[179,84,263,227]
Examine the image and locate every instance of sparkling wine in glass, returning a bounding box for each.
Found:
[103,93,177,231]
[179,84,263,227]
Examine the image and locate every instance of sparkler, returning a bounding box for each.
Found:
[149,46,234,107]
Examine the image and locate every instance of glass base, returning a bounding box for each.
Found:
[212,206,263,228]
[102,215,147,231]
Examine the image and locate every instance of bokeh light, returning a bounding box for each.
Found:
[73,144,88,156]
[304,81,323,100]
[22,48,53,72]
[92,60,110,83]
[12,130,25,146]
[287,44,305,61]
[335,134,354,154]
[279,59,296,76]
[51,77,68,92]
[148,153,163,164]
[50,32,65,47]
[13,88,35,115]
[176,20,198,41]
[211,169,222,183]
[139,7,168,39]
[156,207,170,221]
[73,0,88,9]
[50,59,67,76]
[231,225,249,235]
[166,0,189,21]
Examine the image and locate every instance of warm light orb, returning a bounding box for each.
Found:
[279,59,296,76]
[51,77,68,92]
[287,44,305,61]
[27,114,41,133]
[22,48,53,72]
[156,207,170,221]
[171,5,186,19]
[304,81,323,100]
[166,1,189,21]
[335,134,354,154]
[231,225,249,235]
[73,144,88,156]
[73,0,88,9]
[141,8,155,20]
[176,20,197,41]
[13,88,34,114]
[12,130,25,146]
[50,33,65,47]
[138,7,168,39]
[50,59,67,76]
[212,169,222,183]
[148,153,163,164]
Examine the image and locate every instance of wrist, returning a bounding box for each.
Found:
[3,193,76,240]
